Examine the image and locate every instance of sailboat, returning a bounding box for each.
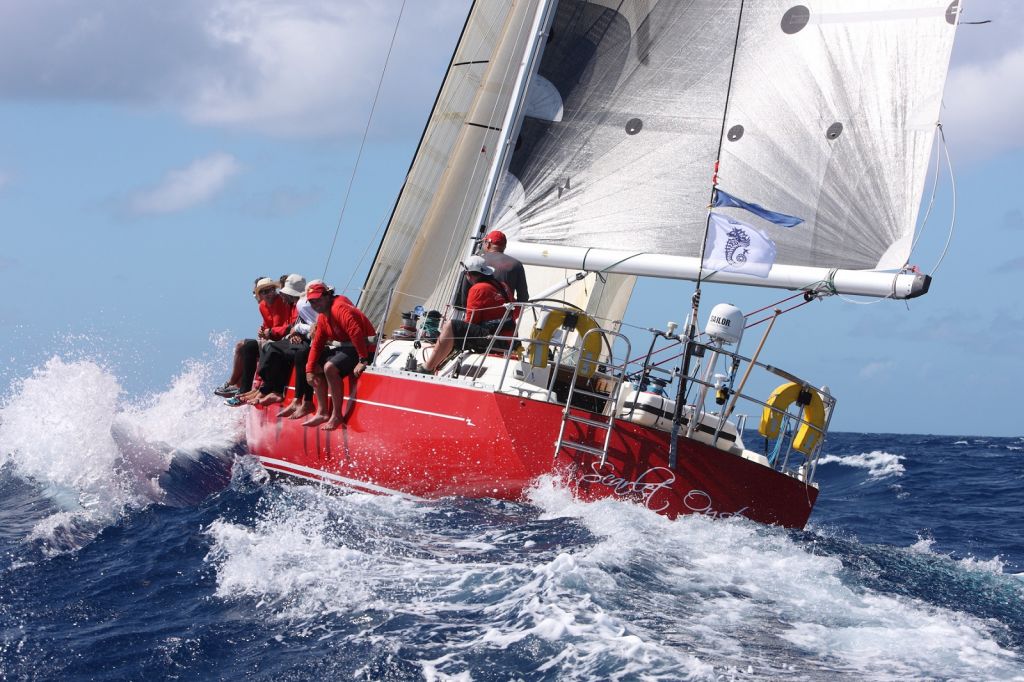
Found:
[245,0,961,529]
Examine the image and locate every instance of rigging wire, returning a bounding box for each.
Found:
[346,7,498,300]
[835,123,957,306]
[322,0,408,280]
[909,124,943,256]
[927,124,957,276]
[695,0,747,295]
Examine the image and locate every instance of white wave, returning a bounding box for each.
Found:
[910,536,1007,575]
[204,477,1020,680]
[817,450,906,479]
[909,537,937,555]
[0,356,241,553]
[530,482,1020,680]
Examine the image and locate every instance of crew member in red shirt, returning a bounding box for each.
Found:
[421,256,512,374]
[301,282,377,430]
[216,276,296,405]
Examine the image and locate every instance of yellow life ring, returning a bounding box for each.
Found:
[758,382,826,455]
[528,308,604,378]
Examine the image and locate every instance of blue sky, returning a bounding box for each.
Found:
[1,1,1021,437]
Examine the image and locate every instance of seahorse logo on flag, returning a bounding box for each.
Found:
[704,213,777,278]
[724,227,752,267]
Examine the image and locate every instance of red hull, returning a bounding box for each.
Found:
[245,373,818,528]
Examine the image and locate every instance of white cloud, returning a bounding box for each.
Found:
[943,37,1024,163]
[0,0,469,137]
[859,361,895,380]
[130,153,241,215]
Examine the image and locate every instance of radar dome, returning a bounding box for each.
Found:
[705,303,744,346]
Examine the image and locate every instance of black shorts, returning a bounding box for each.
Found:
[449,319,511,353]
[324,347,358,376]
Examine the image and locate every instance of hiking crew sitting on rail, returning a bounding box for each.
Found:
[302,282,377,431]
[453,229,529,317]
[421,256,514,374]
[215,276,297,404]
[277,278,338,419]
[247,273,314,409]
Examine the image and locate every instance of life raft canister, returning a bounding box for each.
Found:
[758,382,826,455]
[529,308,603,378]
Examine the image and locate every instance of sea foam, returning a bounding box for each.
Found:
[817,450,906,479]
[0,356,240,554]
[203,475,1020,680]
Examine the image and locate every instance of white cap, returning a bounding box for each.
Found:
[463,255,494,276]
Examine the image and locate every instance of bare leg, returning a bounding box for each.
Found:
[302,375,330,427]
[321,363,346,430]
[226,341,246,386]
[423,322,455,372]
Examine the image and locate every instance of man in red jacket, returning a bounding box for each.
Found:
[302,282,377,430]
[421,256,512,374]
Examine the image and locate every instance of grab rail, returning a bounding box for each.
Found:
[423,302,835,483]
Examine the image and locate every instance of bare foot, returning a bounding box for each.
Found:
[238,390,260,403]
[290,403,314,420]
[278,402,297,418]
[302,414,329,428]
[321,417,344,431]
[257,393,283,406]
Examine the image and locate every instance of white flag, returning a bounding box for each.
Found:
[703,212,777,278]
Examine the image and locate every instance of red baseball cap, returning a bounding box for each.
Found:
[305,282,331,301]
[484,230,507,247]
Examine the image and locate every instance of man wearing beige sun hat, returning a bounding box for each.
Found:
[214,276,297,404]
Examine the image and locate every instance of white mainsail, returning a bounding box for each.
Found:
[360,0,547,335]
[495,0,960,299]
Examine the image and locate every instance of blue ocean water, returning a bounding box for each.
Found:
[1,358,1022,680]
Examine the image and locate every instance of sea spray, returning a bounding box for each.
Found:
[0,356,241,555]
[201,477,1023,680]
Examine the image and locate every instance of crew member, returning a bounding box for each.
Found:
[422,256,512,374]
[216,276,296,405]
[454,229,529,311]
[302,283,377,430]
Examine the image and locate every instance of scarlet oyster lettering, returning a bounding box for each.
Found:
[683,488,750,520]
[579,463,675,512]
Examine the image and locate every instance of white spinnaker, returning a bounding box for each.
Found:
[497,0,958,298]
[719,0,960,271]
